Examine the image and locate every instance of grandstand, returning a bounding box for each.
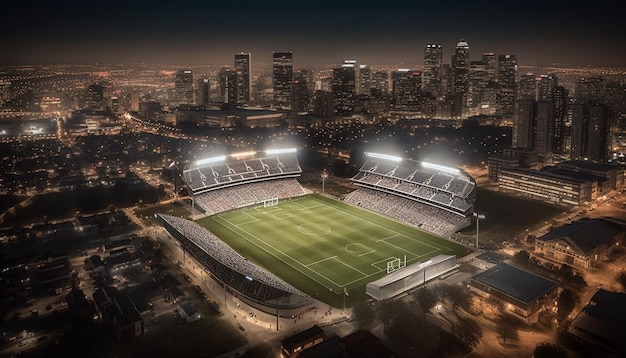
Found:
[157,213,310,310]
[182,148,306,217]
[345,152,476,237]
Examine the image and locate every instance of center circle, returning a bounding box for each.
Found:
[298,223,331,235]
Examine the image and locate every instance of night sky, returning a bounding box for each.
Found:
[3,0,624,67]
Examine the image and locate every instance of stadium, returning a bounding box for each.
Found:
[157,148,476,313]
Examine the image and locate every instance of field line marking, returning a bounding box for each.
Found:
[358,250,376,257]
[305,256,337,267]
[212,215,340,291]
[376,234,400,242]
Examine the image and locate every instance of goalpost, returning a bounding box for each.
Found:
[386,255,407,274]
[263,197,279,208]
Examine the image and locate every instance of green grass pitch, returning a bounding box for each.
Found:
[197,194,470,306]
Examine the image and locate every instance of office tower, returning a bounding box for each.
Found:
[371,71,389,96]
[537,74,558,101]
[518,73,537,100]
[234,52,251,103]
[535,101,554,154]
[358,65,371,96]
[512,100,536,149]
[332,61,357,115]
[174,69,194,105]
[292,69,313,113]
[86,83,104,110]
[130,92,140,112]
[218,67,237,105]
[482,53,497,83]
[314,90,334,119]
[497,54,517,89]
[496,54,517,116]
[451,39,470,103]
[423,44,442,96]
[586,104,611,162]
[273,51,293,108]
[468,60,491,110]
[569,102,611,161]
[575,76,604,102]
[550,86,569,153]
[196,78,210,106]
[391,69,421,110]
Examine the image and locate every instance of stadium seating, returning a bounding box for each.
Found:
[346,157,476,237]
[157,214,307,302]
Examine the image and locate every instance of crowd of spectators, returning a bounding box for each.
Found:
[157,214,307,302]
[194,179,306,216]
[344,188,468,237]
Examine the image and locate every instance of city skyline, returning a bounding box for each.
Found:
[3,0,625,67]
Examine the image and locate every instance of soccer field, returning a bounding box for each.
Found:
[197,194,469,305]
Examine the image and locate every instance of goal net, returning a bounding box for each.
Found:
[386,256,406,274]
[263,197,279,207]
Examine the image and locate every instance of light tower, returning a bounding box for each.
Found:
[321,169,328,194]
[473,212,485,249]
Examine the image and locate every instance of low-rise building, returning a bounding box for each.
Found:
[470,263,558,324]
[534,218,624,271]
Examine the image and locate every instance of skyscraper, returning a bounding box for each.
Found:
[292,69,313,113]
[273,51,293,108]
[452,39,470,98]
[358,65,371,96]
[234,53,251,103]
[174,69,194,105]
[196,78,210,106]
[550,86,569,154]
[391,69,421,111]
[371,71,390,97]
[496,54,517,116]
[423,44,442,96]
[512,100,536,149]
[332,61,357,115]
[218,67,237,105]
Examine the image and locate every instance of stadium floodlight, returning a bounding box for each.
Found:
[366,152,402,162]
[422,161,460,174]
[265,147,297,155]
[196,155,226,166]
[230,151,257,158]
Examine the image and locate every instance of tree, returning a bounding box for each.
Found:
[351,301,376,330]
[412,287,438,317]
[557,288,580,322]
[495,319,518,347]
[533,342,568,358]
[512,250,530,267]
[456,317,482,348]
[486,295,504,314]
[445,284,471,313]
[616,270,626,293]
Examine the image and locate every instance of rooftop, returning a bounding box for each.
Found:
[471,263,558,304]
[537,218,624,255]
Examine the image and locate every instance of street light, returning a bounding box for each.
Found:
[321,170,328,194]
[473,212,485,249]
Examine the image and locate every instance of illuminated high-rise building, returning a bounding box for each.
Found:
[391,69,421,110]
[86,83,104,110]
[423,44,442,96]
[358,65,371,96]
[496,54,517,116]
[292,69,313,113]
[174,69,194,105]
[512,100,536,149]
[332,60,357,115]
[234,52,251,103]
[452,39,470,99]
[535,101,554,154]
[196,78,210,106]
[468,60,490,109]
[537,74,558,102]
[550,86,569,154]
[575,76,604,102]
[218,67,237,105]
[273,51,293,108]
[371,70,389,96]
[568,101,611,162]
[130,92,140,112]
[482,53,497,82]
